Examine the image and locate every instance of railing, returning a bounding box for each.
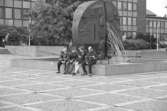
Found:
[106,22,125,56]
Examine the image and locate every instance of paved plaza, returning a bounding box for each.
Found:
[1,55,167,111]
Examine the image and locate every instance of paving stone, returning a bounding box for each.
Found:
[94,106,130,111]
[2,64,167,111]
[45,87,103,98]
[117,80,160,87]
[55,80,96,87]
[0,101,14,108]
[0,87,26,96]
[77,93,140,106]
[11,74,41,79]
[0,76,17,82]
[0,80,38,87]
[27,100,101,111]
[115,75,149,80]
[150,85,167,91]
[120,100,167,111]
[118,88,167,99]
[0,106,35,111]
[15,83,66,92]
[30,76,71,83]
[82,77,130,83]
[147,77,167,83]
[85,83,135,92]
[157,97,167,102]
[0,93,59,105]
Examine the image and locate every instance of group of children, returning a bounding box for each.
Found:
[57,46,97,76]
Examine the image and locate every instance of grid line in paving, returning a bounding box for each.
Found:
[1,67,167,111]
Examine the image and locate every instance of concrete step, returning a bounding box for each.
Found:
[11,59,58,71]
[10,58,167,76]
[0,48,11,54]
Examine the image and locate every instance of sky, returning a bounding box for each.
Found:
[147,0,167,17]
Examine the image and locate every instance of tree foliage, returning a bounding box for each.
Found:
[0,25,28,45]
[31,0,88,45]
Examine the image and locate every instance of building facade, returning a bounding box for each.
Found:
[1,0,167,43]
[0,0,45,27]
[112,0,146,39]
[146,11,167,42]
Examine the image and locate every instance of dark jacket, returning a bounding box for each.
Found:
[86,51,97,64]
[59,52,67,62]
[77,51,87,64]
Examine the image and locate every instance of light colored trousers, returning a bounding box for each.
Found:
[74,61,80,74]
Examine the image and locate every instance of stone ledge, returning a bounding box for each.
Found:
[10,58,167,76]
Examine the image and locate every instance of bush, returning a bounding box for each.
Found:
[0,25,29,45]
[124,39,150,50]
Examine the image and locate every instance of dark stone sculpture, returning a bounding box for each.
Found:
[72,0,120,45]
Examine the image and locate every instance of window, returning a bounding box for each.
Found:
[122,2,127,10]
[0,7,4,18]
[132,32,136,38]
[153,21,156,28]
[14,20,22,27]
[128,17,132,25]
[23,20,29,27]
[112,1,116,7]
[122,11,127,16]
[22,9,29,19]
[23,1,30,8]
[118,11,123,16]
[123,17,127,25]
[149,21,153,27]
[132,18,136,25]
[14,0,22,8]
[160,22,165,29]
[14,9,21,19]
[128,11,132,16]
[118,2,122,10]
[5,8,12,19]
[5,20,13,26]
[133,3,137,11]
[128,2,132,11]
[132,12,137,17]
[5,0,13,7]
[0,0,4,6]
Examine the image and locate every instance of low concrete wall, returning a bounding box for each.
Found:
[6,46,66,57]
[10,57,167,76]
[105,61,167,75]
[125,49,167,58]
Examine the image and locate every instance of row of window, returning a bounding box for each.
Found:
[120,25,137,32]
[118,11,137,17]
[117,1,137,11]
[119,0,138,3]
[147,20,167,29]
[146,19,167,39]
[123,31,137,38]
[146,28,167,33]
[0,7,29,19]
[146,33,167,40]
[0,0,37,8]
[0,19,30,27]
[120,17,137,26]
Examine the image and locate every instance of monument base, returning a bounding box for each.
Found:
[10,57,167,76]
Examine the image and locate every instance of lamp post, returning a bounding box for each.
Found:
[103,0,108,58]
[156,22,159,51]
[28,17,32,46]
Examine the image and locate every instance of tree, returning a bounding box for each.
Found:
[0,25,29,45]
[31,0,88,45]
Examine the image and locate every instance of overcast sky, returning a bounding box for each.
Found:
[147,0,167,16]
